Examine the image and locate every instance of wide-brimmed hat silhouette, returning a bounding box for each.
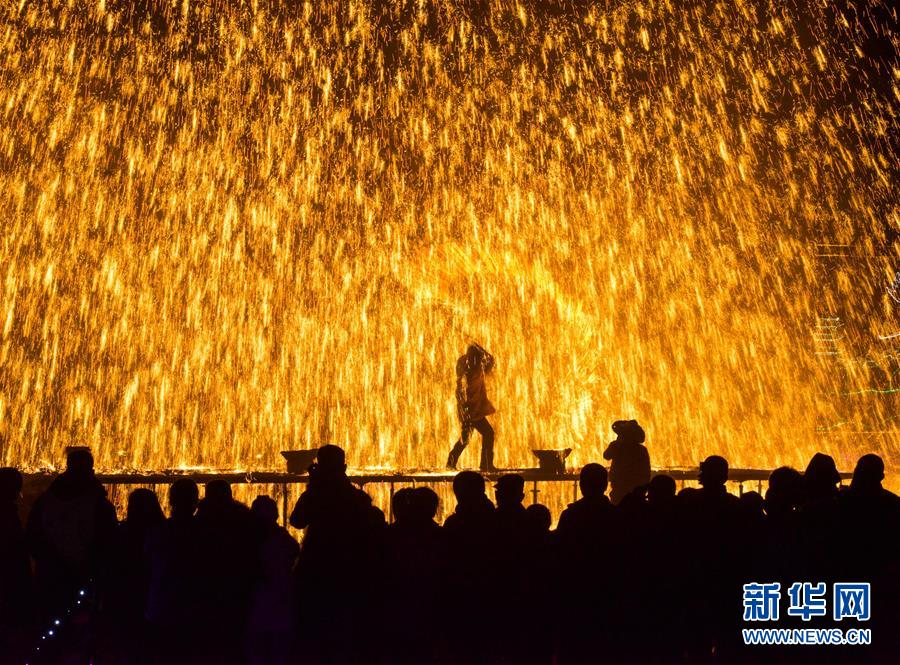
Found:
[611,419,646,444]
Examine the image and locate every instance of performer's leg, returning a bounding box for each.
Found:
[473,418,496,471]
[447,424,472,469]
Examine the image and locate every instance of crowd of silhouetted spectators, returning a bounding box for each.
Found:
[1,442,899,664]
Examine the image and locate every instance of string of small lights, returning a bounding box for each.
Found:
[29,585,94,664]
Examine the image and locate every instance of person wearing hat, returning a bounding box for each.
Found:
[446,343,498,472]
[603,419,651,505]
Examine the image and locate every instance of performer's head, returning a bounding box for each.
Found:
[466,344,483,365]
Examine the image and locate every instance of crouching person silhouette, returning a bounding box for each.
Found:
[603,419,650,505]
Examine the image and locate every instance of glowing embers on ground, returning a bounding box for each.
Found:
[0,0,896,472]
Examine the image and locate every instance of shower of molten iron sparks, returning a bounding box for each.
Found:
[0,0,897,473]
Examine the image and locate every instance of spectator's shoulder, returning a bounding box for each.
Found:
[557,501,580,524]
[368,503,386,526]
[352,484,374,506]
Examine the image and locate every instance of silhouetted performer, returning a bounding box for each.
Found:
[603,419,650,505]
[447,343,498,472]
[246,495,300,665]
[290,445,386,664]
[26,449,117,623]
[0,468,33,662]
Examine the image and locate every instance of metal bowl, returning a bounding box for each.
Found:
[280,449,319,474]
[531,448,573,475]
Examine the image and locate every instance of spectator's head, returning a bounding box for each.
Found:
[619,484,648,508]
[0,467,23,503]
[699,455,729,489]
[804,452,840,501]
[411,487,440,522]
[391,487,416,524]
[739,490,765,518]
[851,454,884,493]
[611,419,646,445]
[251,495,279,525]
[579,463,608,499]
[66,447,94,478]
[766,466,804,516]
[525,503,552,534]
[204,479,233,505]
[648,474,676,505]
[453,471,486,506]
[169,478,199,518]
[495,474,525,509]
[126,488,165,527]
[316,445,347,477]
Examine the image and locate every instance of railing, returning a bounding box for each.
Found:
[34,467,849,525]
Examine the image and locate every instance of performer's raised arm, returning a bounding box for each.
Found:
[447,344,498,472]
[480,346,495,374]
